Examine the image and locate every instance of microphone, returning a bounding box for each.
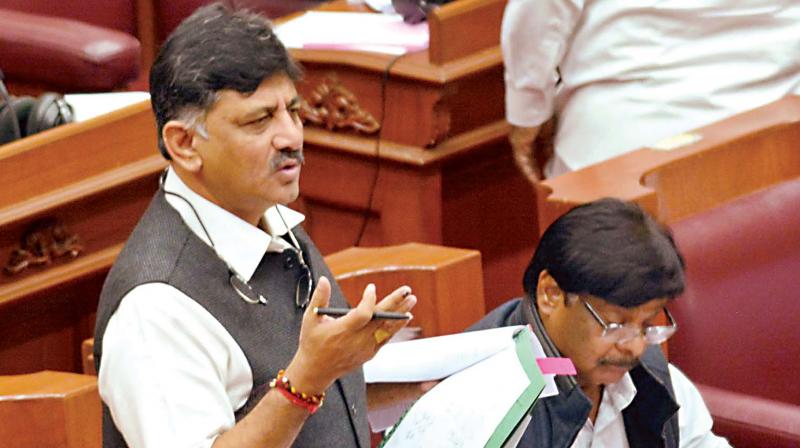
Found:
[0,68,22,142]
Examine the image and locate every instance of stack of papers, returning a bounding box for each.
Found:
[364,326,574,448]
[275,11,428,55]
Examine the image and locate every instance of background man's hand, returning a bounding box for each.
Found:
[509,124,543,183]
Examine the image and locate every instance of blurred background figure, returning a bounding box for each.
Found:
[503,0,800,181]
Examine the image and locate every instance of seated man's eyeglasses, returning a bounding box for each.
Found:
[576,295,678,345]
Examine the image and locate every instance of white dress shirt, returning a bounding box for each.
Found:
[571,364,731,448]
[98,168,305,448]
[502,0,800,175]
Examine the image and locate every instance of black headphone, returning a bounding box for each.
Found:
[0,70,74,146]
[392,0,453,24]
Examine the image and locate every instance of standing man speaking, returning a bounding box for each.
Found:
[93,4,417,447]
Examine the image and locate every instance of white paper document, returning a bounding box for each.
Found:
[64,92,150,122]
[364,326,525,383]
[275,11,428,55]
[366,326,551,448]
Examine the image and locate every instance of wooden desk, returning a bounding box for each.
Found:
[0,370,101,448]
[292,0,536,312]
[536,95,800,227]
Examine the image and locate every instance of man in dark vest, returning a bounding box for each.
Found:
[93,4,418,447]
[471,198,731,447]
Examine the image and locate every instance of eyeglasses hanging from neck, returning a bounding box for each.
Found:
[159,169,313,308]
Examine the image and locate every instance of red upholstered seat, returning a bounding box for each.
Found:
[0,0,137,34]
[0,0,141,94]
[154,0,330,45]
[670,177,800,447]
[0,8,140,93]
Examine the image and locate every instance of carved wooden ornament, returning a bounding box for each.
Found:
[4,218,82,276]
[299,76,381,134]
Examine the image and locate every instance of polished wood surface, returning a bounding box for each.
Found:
[536,95,800,228]
[428,0,506,65]
[0,370,101,448]
[327,242,485,337]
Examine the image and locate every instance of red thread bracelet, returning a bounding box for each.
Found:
[269,369,325,415]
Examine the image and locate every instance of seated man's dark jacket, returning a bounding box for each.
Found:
[470,298,680,448]
[93,189,370,448]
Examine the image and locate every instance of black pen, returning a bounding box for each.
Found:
[314,307,412,320]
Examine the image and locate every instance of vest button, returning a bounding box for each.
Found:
[284,255,296,269]
[350,403,358,415]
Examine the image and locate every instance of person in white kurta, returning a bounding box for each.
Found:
[503,0,800,180]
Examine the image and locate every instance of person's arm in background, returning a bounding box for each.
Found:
[502,0,583,182]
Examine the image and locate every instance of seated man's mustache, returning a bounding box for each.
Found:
[599,358,639,370]
[270,148,304,171]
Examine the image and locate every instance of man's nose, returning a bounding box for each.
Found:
[616,334,648,358]
[272,110,303,150]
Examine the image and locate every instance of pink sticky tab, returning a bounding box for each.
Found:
[536,357,577,375]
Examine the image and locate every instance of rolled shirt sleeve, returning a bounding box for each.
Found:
[501,0,584,127]
[98,282,253,448]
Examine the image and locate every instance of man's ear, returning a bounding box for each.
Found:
[536,270,564,318]
[162,120,203,172]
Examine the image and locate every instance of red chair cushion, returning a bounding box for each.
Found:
[670,177,800,404]
[0,9,140,92]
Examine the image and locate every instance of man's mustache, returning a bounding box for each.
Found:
[599,358,639,370]
[270,148,304,171]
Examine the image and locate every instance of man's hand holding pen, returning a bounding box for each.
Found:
[283,277,417,398]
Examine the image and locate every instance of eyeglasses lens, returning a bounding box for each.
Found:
[295,266,313,309]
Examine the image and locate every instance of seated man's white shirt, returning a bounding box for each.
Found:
[98,168,304,448]
[570,364,731,448]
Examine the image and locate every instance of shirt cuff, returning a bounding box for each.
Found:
[504,80,553,128]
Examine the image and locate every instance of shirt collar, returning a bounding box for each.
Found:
[606,371,637,412]
[162,167,305,281]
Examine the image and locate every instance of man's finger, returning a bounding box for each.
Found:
[375,285,413,312]
[305,276,331,323]
[336,283,376,329]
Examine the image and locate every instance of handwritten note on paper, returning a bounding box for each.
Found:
[364,326,567,438]
[381,348,530,448]
[275,11,428,55]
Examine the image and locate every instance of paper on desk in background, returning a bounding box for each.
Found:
[377,327,547,448]
[64,92,150,122]
[275,11,428,55]
[364,326,571,434]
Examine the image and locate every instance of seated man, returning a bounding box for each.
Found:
[93,4,416,448]
[472,198,730,447]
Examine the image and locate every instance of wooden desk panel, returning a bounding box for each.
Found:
[0,371,101,448]
[536,95,800,228]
